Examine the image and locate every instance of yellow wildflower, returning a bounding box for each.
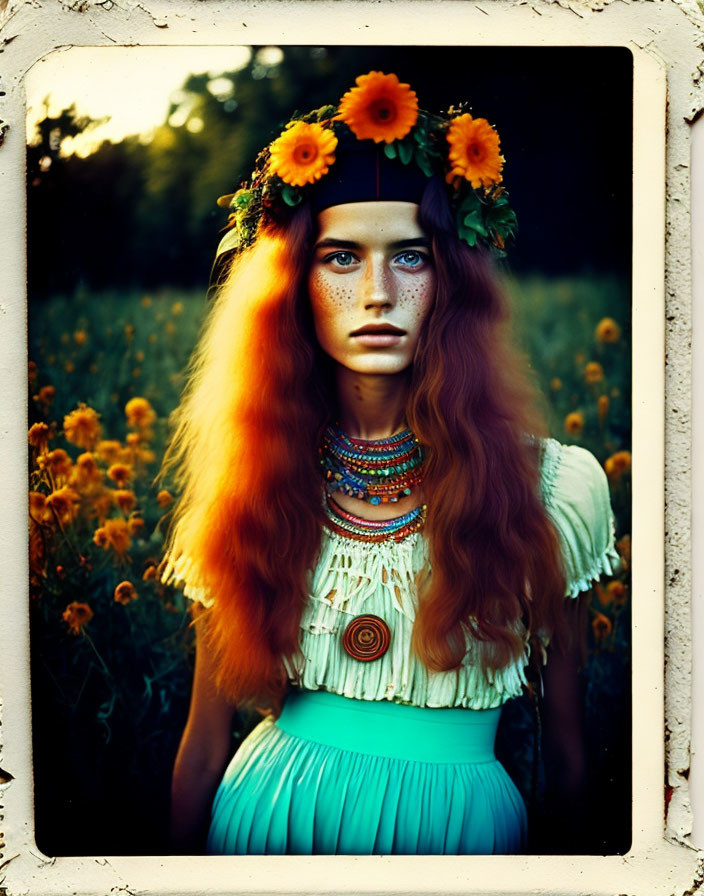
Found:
[45,486,80,525]
[107,463,132,487]
[592,612,612,641]
[141,295,152,308]
[114,580,138,605]
[142,565,158,582]
[584,361,604,384]
[606,580,628,605]
[125,397,156,429]
[171,301,184,316]
[604,450,631,481]
[74,330,87,345]
[29,491,53,524]
[71,452,103,490]
[595,317,621,343]
[128,516,145,535]
[34,384,56,410]
[564,411,584,436]
[64,361,75,374]
[28,422,51,454]
[39,448,73,481]
[156,489,173,509]
[64,404,102,451]
[114,489,137,515]
[28,360,38,387]
[549,377,562,391]
[93,518,132,555]
[96,440,123,464]
[62,601,93,635]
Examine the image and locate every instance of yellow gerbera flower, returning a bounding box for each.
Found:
[269,121,338,187]
[446,114,504,189]
[64,404,102,451]
[107,463,133,487]
[337,71,418,144]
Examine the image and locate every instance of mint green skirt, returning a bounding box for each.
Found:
[207,689,527,855]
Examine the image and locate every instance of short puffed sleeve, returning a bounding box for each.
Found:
[539,438,620,597]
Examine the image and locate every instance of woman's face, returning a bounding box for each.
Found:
[308,201,435,376]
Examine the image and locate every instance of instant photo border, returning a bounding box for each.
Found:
[1,1,702,893]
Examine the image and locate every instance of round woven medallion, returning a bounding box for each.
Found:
[342,614,391,662]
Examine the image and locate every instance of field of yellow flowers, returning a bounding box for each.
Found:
[28,276,632,855]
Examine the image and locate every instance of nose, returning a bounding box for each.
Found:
[362,254,394,311]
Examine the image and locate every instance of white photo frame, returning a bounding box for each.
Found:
[1,0,702,893]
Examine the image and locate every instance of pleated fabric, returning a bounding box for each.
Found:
[206,690,527,856]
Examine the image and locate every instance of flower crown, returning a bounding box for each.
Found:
[215,71,517,259]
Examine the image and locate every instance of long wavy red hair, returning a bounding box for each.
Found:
[162,180,567,705]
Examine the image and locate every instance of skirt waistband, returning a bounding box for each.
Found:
[275,689,500,764]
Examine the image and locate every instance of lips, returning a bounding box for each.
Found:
[350,324,406,337]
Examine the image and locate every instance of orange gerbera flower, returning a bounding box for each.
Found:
[604,450,631,481]
[64,404,102,450]
[446,114,504,189]
[564,411,585,436]
[595,317,621,343]
[45,486,80,525]
[125,397,156,429]
[114,580,138,605]
[337,71,418,144]
[269,121,338,187]
[62,601,93,635]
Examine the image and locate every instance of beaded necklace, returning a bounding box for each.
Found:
[324,492,427,543]
[320,424,425,505]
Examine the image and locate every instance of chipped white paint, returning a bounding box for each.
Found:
[0,0,702,894]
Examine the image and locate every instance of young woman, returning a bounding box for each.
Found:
[162,71,618,855]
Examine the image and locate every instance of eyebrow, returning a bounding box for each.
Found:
[313,237,431,251]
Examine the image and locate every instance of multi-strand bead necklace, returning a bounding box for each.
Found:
[320,424,426,542]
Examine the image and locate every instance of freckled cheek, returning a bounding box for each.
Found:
[308,270,355,335]
[395,273,436,324]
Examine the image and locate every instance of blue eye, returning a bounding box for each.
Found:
[395,250,427,269]
[325,251,356,267]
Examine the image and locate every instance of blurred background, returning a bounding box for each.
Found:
[27,45,632,856]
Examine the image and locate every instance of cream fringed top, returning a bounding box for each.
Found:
[162,438,620,710]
